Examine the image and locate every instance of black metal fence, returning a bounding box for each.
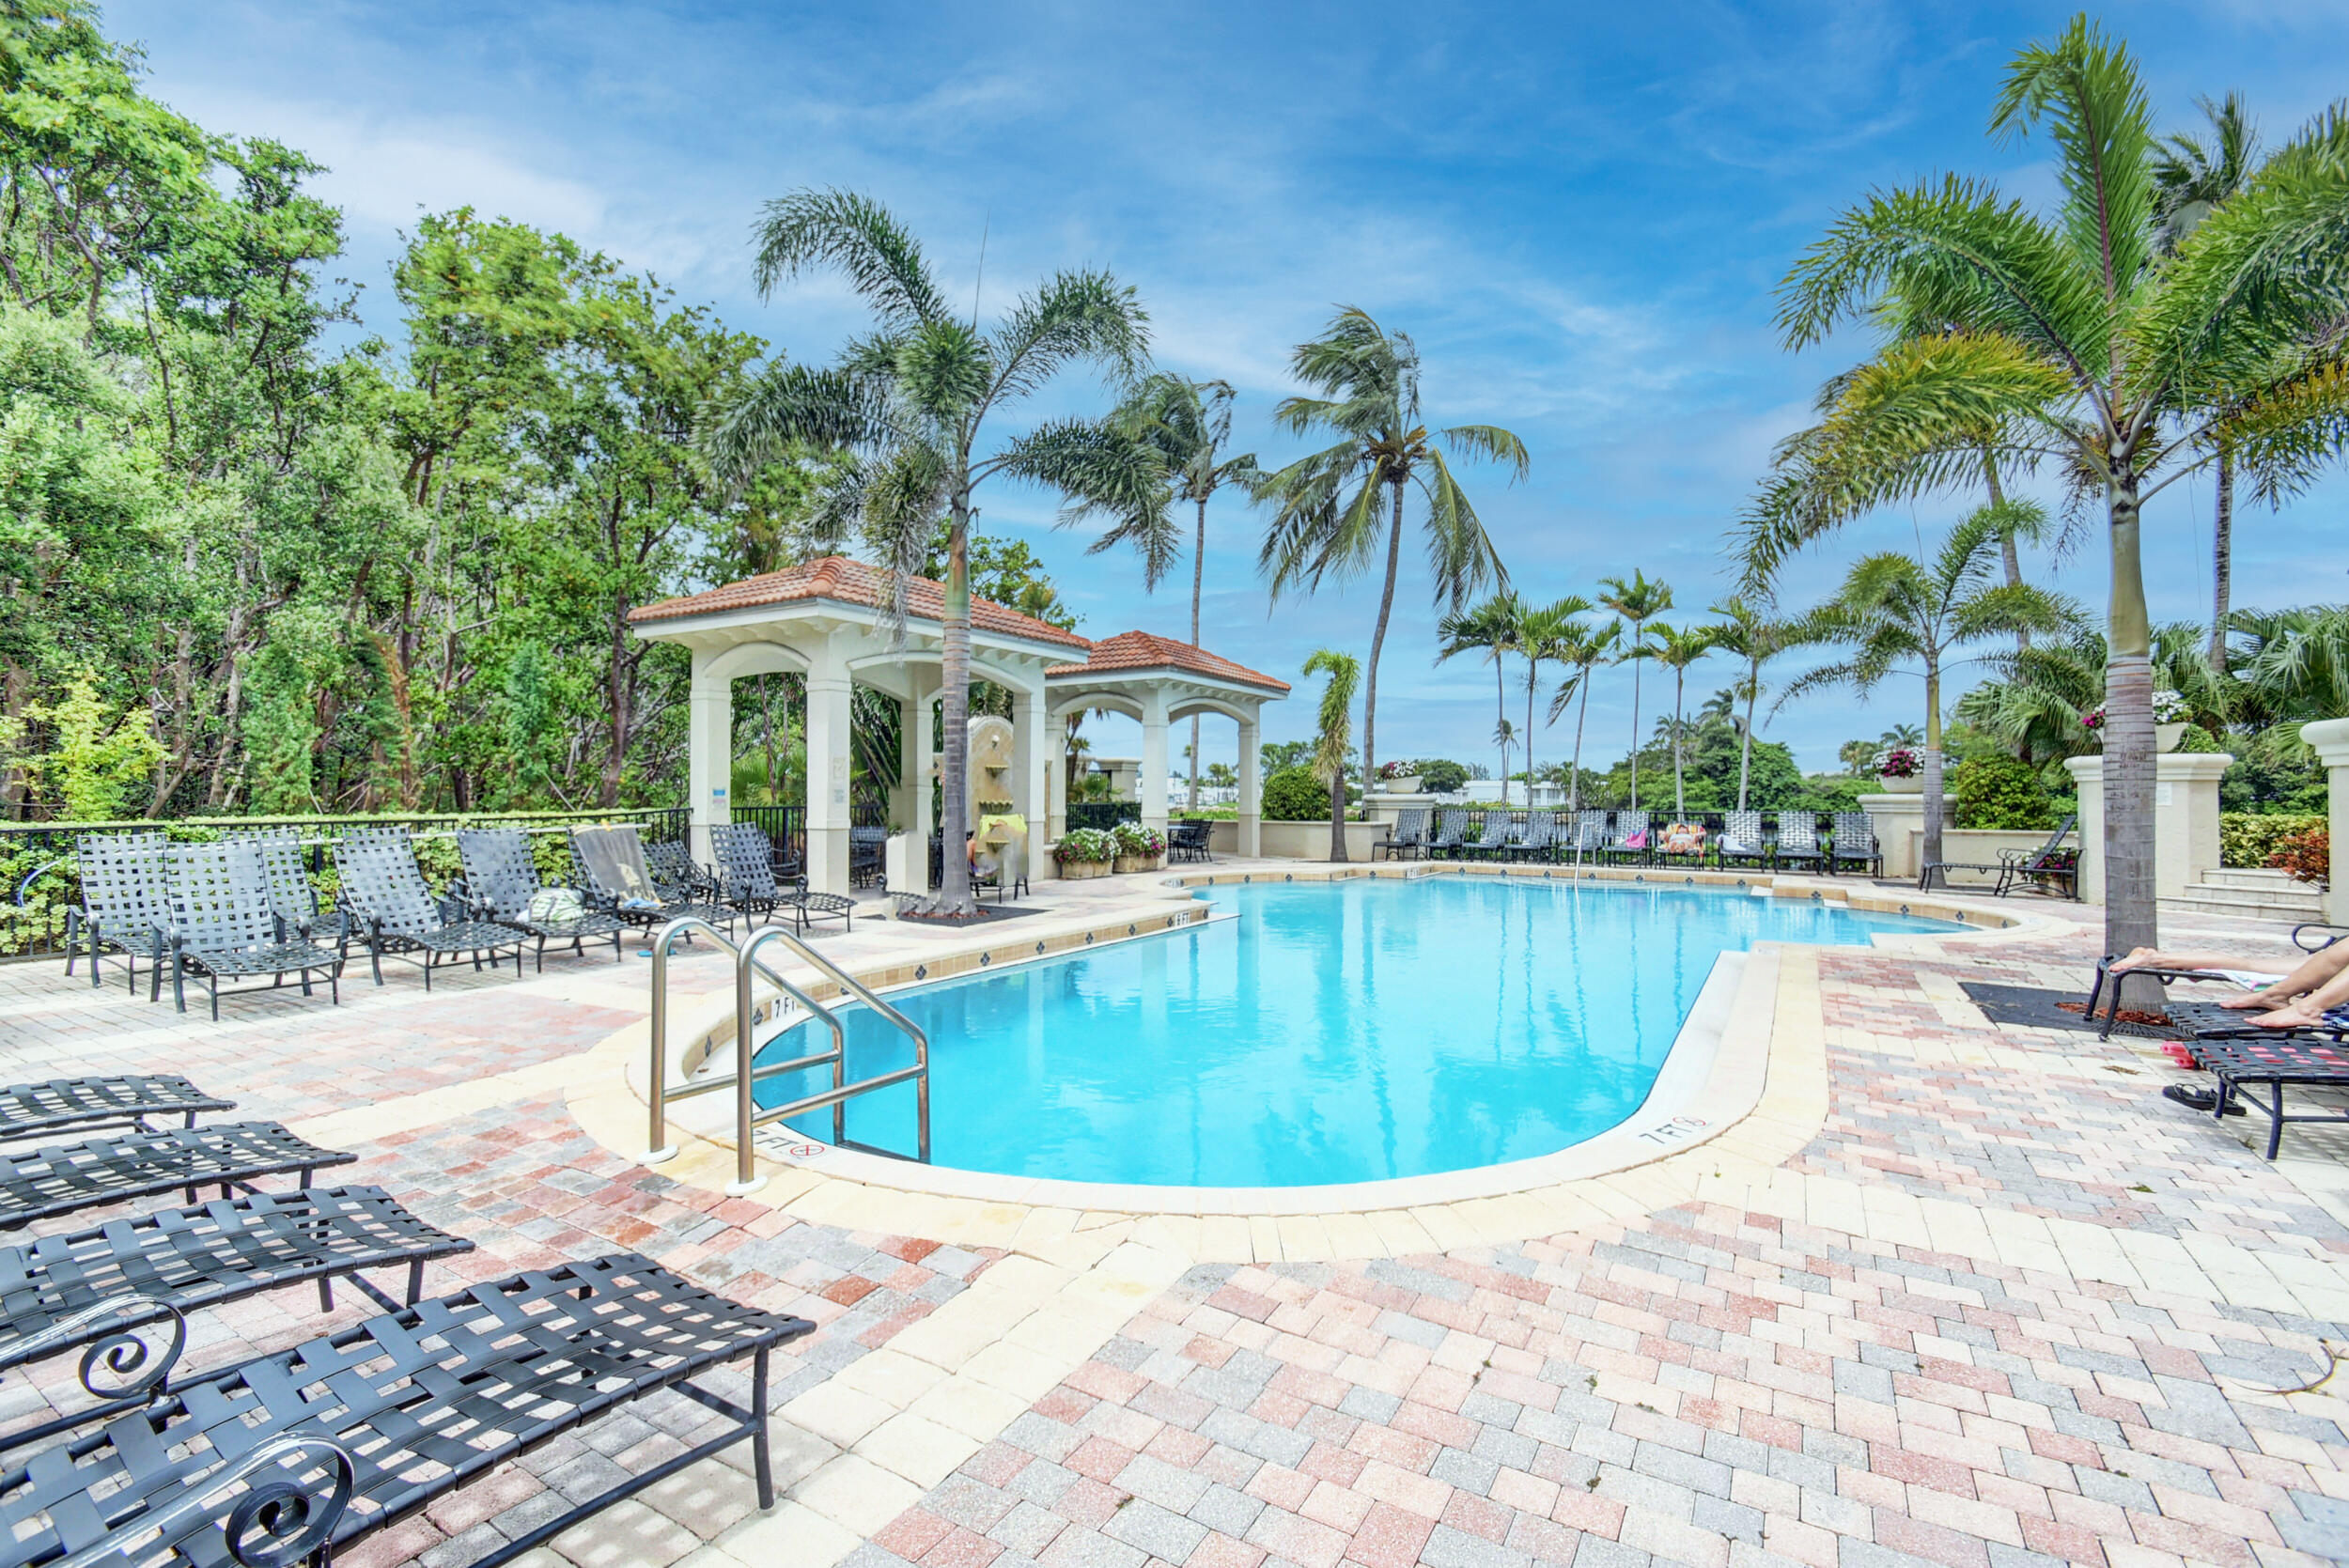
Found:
[729,800,890,875]
[1066,801,1141,833]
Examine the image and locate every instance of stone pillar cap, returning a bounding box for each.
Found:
[2303,717,2349,767]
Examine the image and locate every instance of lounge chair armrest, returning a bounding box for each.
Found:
[49,1433,357,1568]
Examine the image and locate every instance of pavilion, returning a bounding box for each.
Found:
[627,557,1289,894]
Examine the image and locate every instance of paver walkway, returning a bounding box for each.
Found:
[0,875,2343,1568]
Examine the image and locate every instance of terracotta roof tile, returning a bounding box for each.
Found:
[627,556,1090,649]
[1047,630,1291,693]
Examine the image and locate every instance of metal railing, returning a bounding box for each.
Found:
[643,916,929,1193]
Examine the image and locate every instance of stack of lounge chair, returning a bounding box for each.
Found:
[333,827,529,991]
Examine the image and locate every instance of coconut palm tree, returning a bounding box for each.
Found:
[1436,593,1523,805]
[702,189,1166,914]
[1073,374,1260,807]
[1546,619,1620,814]
[1595,572,1672,811]
[1303,647,1360,862]
[1642,622,1718,818]
[1780,509,2068,871]
[1745,18,2349,977]
[1707,597,1807,812]
[1255,309,1527,788]
[1516,597,1594,805]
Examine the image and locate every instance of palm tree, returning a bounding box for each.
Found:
[1303,647,1360,862]
[1708,598,1806,812]
[1643,623,1718,818]
[2225,606,2349,724]
[1546,619,1620,814]
[1436,593,1523,804]
[1075,374,1260,807]
[1780,508,2068,871]
[702,190,1165,914]
[1515,597,1594,805]
[1745,18,2349,978]
[1595,572,1672,811]
[1255,308,1528,787]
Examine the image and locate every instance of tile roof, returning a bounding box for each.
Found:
[1047,630,1291,693]
[627,556,1090,649]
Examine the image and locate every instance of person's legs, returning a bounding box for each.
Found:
[2110,947,2284,974]
[2218,941,2349,1010]
[2248,955,2349,1028]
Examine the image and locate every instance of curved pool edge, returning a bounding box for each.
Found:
[565,868,2078,1260]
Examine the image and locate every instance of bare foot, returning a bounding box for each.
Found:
[2253,1006,2326,1030]
[2219,993,2281,1010]
[2108,947,2166,974]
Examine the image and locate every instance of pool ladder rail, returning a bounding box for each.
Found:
[642,917,931,1195]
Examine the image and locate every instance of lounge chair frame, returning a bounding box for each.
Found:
[1772,813,1826,874]
[1425,810,1470,860]
[334,828,529,989]
[0,1121,353,1232]
[65,831,172,995]
[455,828,624,970]
[1459,811,1515,862]
[164,843,343,1020]
[1605,810,1651,866]
[1505,812,1558,862]
[0,1076,230,1147]
[570,825,737,939]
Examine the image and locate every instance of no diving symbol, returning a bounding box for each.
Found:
[785,1143,825,1159]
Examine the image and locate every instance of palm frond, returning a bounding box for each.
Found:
[988,267,1152,406]
[1988,15,2158,310]
[751,189,946,330]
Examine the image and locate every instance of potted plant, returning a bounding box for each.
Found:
[1377,759,1423,794]
[1875,747,1922,794]
[1111,821,1167,873]
[1052,827,1117,879]
[2082,689,2193,752]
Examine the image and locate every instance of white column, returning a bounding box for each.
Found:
[2307,718,2349,924]
[1047,706,1070,854]
[686,652,731,862]
[803,641,854,896]
[1140,690,1171,834]
[1013,680,1050,886]
[2062,753,2233,906]
[908,678,936,894]
[1237,714,1261,859]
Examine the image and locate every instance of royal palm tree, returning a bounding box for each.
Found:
[1595,572,1672,811]
[1745,18,2349,981]
[1643,622,1717,819]
[1780,509,2067,871]
[1436,593,1523,804]
[1546,619,1620,814]
[1303,647,1360,862]
[1074,374,1260,807]
[1708,597,1806,812]
[702,190,1165,914]
[1516,597,1594,805]
[1256,308,1527,787]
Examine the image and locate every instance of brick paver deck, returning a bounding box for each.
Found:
[1,876,2342,1568]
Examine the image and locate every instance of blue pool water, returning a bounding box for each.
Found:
[754,877,1960,1188]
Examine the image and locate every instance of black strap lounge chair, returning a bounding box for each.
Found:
[645,838,720,904]
[0,1254,814,1568]
[786,890,856,935]
[456,828,624,970]
[1717,811,1770,869]
[1168,820,1214,862]
[1829,812,1882,877]
[1606,810,1651,865]
[706,823,800,926]
[220,827,323,936]
[1774,812,1827,874]
[850,826,889,887]
[2165,1012,2349,1160]
[1375,808,1429,862]
[1997,817,2079,898]
[1459,811,1515,861]
[0,1121,353,1231]
[0,1077,229,1146]
[1425,810,1470,859]
[332,828,528,990]
[66,831,171,995]
[163,843,343,1020]
[1566,811,1608,863]
[570,824,736,939]
[1506,811,1558,862]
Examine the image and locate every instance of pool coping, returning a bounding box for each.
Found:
[564,864,2077,1258]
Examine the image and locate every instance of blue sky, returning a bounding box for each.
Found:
[111,0,2349,772]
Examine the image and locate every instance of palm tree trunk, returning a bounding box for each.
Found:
[1983,449,2029,653]
[1737,667,1756,813]
[934,500,976,914]
[2209,446,2233,675]
[1671,668,1687,817]
[1495,657,1508,807]
[1525,662,1537,808]
[1329,762,1346,861]
[1570,670,1591,813]
[1189,495,1206,809]
[1627,625,1642,811]
[1359,480,1406,796]
[1921,657,1945,873]
[2106,470,2159,1004]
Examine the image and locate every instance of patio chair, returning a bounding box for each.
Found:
[2293,924,2349,953]
[1459,811,1516,862]
[332,828,529,990]
[220,826,325,937]
[0,1254,815,1568]
[1774,812,1827,874]
[65,831,172,995]
[1605,810,1651,864]
[1829,812,1882,877]
[1506,811,1558,862]
[0,1075,229,1146]
[569,824,737,939]
[850,826,889,887]
[1655,820,1708,863]
[163,842,343,1019]
[1373,808,1429,862]
[1997,817,2080,898]
[708,822,802,927]
[0,1121,353,1231]
[1566,811,1609,863]
[2166,1008,2349,1160]
[456,828,625,970]
[1425,809,1470,859]
[1716,811,1770,870]
[1168,820,1215,862]
[786,891,856,934]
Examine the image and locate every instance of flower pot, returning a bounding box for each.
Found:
[1112,853,1164,875]
[1382,775,1423,794]
[2156,722,2187,752]
[1059,859,1112,880]
[1877,774,1922,794]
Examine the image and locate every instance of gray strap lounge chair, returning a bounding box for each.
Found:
[570,824,737,939]
[1374,808,1430,862]
[1506,811,1558,862]
[456,828,624,970]
[2165,1010,2349,1160]
[1460,811,1515,861]
[1829,812,1882,877]
[1607,810,1651,864]
[0,1121,353,1231]
[332,828,527,990]
[1717,811,1770,869]
[163,843,342,1019]
[1996,817,2080,898]
[1567,811,1609,862]
[67,831,171,995]
[0,1076,229,1146]
[1774,812,1827,873]
[708,823,801,926]
[1426,810,1470,859]
[220,827,323,936]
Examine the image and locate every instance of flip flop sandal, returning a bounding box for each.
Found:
[2162,1083,2246,1116]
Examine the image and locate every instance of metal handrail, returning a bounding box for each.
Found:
[642,915,930,1192]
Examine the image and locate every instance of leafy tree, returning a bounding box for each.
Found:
[1436,593,1522,804]
[1595,572,1672,811]
[18,673,163,821]
[1303,648,1360,860]
[1416,757,1470,795]
[1259,738,1315,774]
[1255,308,1526,786]
[2232,605,2349,724]
[1544,618,1620,813]
[1642,623,1717,818]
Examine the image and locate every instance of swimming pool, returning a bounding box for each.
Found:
[753,877,1961,1188]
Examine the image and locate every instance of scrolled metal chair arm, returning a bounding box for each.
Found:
[53,1434,357,1568]
[1,1295,186,1398]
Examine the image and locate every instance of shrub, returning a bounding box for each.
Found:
[1262,766,1330,821]
[1415,758,1470,795]
[2221,813,2326,868]
[2268,827,2329,886]
[1110,822,1164,858]
[1052,827,1116,864]
[1950,755,2055,831]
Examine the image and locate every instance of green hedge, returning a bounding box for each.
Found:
[1262,767,1330,821]
[2220,813,2326,868]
